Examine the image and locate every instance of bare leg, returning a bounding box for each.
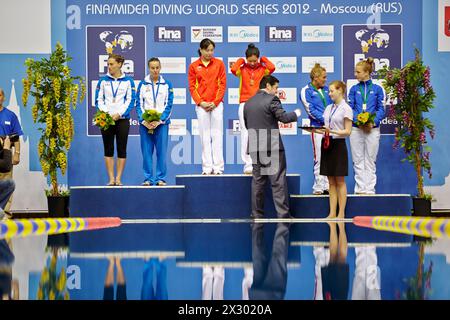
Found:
[337,222,348,264]
[104,157,115,185]
[336,177,347,219]
[116,257,125,285]
[328,222,338,263]
[105,257,115,286]
[326,177,337,219]
[116,158,126,185]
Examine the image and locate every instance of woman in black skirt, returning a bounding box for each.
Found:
[315,81,353,219]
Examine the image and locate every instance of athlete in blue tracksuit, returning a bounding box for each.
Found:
[348,58,385,194]
[300,64,333,194]
[136,58,173,186]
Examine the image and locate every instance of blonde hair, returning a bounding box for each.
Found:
[356,57,375,74]
[329,80,347,95]
[310,63,326,81]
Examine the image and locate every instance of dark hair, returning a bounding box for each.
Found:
[245,43,260,58]
[259,75,279,89]
[148,57,161,65]
[198,38,215,56]
[108,54,125,65]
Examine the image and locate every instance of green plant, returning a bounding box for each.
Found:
[22,42,86,196]
[37,248,70,300]
[379,49,436,199]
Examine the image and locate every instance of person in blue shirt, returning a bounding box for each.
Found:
[300,64,333,195]
[348,58,385,194]
[0,88,22,214]
[136,58,174,186]
[95,54,135,186]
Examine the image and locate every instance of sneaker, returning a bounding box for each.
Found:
[213,171,223,175]
[142,181,151,186]
[156,181,167,186]
[243,169,253,175]
[313,191,324,195]
[202,171,212,175]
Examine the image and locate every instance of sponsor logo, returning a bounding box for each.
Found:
[269,57,297,74]
[342,24,402,81]
[265,26,296,42]
[279,122,298,135]
[154,26,185,42]
[169,119,187,136]
[302,25,334,42]
[87,26,146,136]
[228,119,241,135]
[277,88,297,104]
[228,88,240,105]
[302,57,334,73]
[191,26,223,43]
[158,57,186,74]
[173,88,186,105]
[228,26,260,42]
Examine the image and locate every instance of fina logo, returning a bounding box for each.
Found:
[266,26,296,42]
[155,26,185,42]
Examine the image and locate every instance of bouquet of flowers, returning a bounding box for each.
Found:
[143,109,162,134]
[355,111,376,127]
[93,110,115,131]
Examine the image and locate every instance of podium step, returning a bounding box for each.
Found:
[70,186,185,218]
[176,174,300,218]
[289,194,412,218]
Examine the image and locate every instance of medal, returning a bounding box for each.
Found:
[151,77,161,109]
[359,82,372,112]
[110,81,121,104]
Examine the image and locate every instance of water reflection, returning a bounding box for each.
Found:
[250,223,290,300]
[4,220,450,300]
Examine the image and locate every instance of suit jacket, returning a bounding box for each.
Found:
[244,90,298,153]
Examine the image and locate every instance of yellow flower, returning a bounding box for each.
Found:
[56,268,67,291]
[40,268,49,283]
[57,152,67,175]
[358,112,370,124]
[38,141,45,158]
[40,159,50,175]
[50,138,56,151]
[80,79,86,102]
[49,290,55,300]
[37,287,43,300]
[63,66,70,77]
[52,77,61,102]
[42,96,50,113]
[32,105,39,123]
[45,112,53,137]
[71,84,79,109]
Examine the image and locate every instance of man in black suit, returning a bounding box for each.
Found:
[244,75,301,218]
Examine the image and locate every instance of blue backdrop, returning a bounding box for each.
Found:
[66,0,422,194]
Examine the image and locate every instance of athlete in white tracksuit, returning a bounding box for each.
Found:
[349,60,386,194]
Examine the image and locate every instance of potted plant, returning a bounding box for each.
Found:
[22,42,85,217]
[379,49,435,216]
